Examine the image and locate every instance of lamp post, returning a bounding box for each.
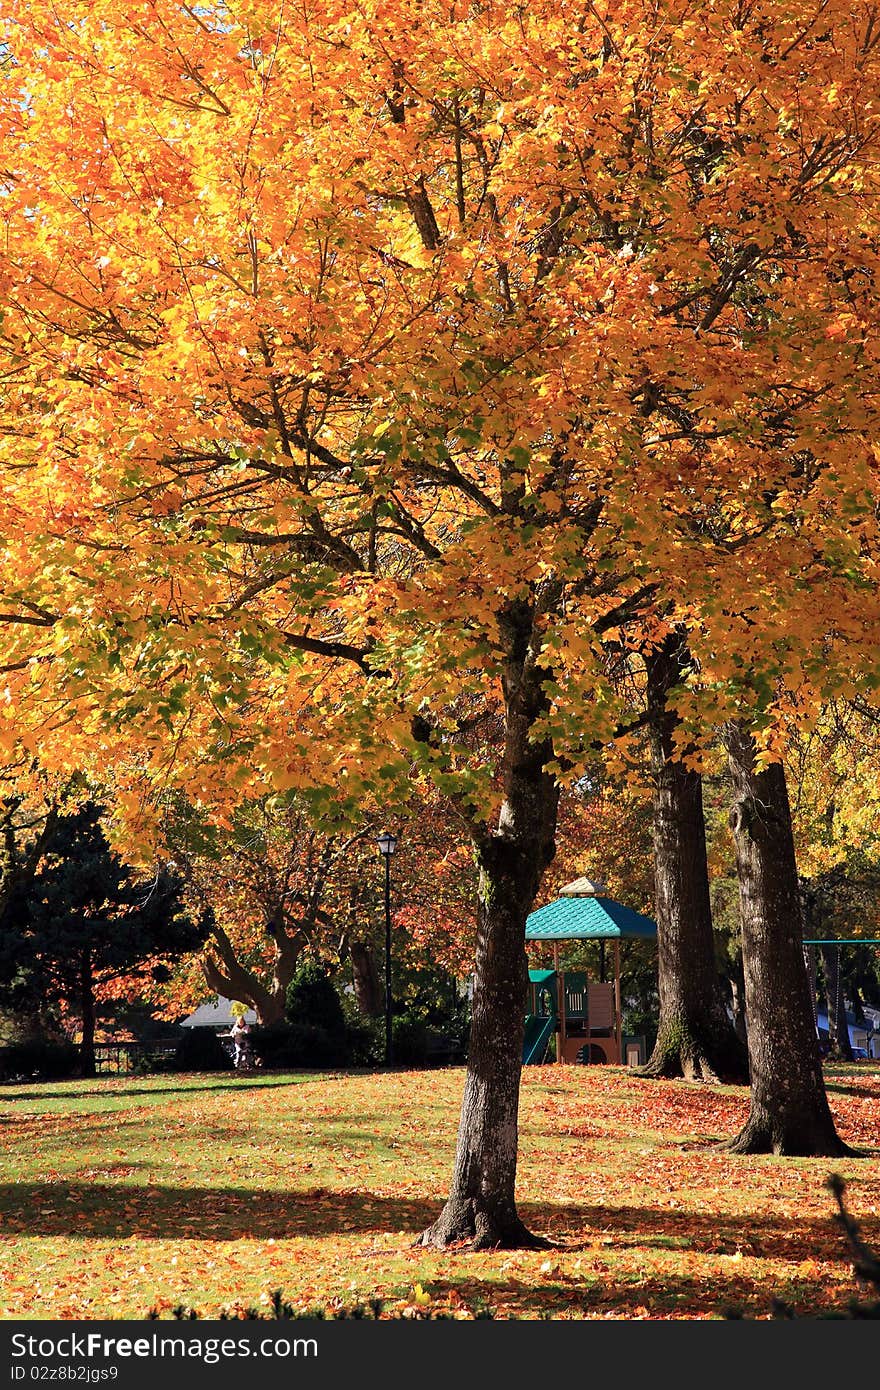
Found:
[377,831,398,1066]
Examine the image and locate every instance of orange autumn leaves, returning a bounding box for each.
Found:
[0,1,879,821]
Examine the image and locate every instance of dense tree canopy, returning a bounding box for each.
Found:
[0,0,879,790]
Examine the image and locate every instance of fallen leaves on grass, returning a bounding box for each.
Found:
[0,1066,877,1319]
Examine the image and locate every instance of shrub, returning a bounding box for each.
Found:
[392,1012,429,1067]
[345,1017,383,1066]
[285,960,347,1035]
[171,1028,233,1073]
[251,1021,346,1069]
[392,965,471,1037]
[0,1038,80,1081]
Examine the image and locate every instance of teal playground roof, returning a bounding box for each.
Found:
[525,895,657,941]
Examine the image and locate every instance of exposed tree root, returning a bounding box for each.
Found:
[415,1197,548,1251]
[720,1117,857,1158]
[639,1024,749,1086]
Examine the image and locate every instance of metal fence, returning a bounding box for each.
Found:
[92,1039,183,1074]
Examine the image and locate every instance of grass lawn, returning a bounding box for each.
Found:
[1,1064,878,1319]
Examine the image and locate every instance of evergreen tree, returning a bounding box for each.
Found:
[0,803,208,1075]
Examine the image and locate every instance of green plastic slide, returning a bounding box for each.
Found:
[522,1014,555,1065]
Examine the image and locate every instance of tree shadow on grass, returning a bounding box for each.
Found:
[0,1184,871,1264]
[0,1184,439,1240]
[823,1081,880,1100]
[0,1078,310,1105]
[426,1269,846,1319]
[532,1200,876,1264]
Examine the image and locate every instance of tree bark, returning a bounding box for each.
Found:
[821,944,853,1062]
[723,724,849,1155]
[640,634,749,1082]
[350,941,382,1017]
[417,598,559,1250]
[79,948,96,1079]
[201,948,284,1024]
[200,913,306,1024]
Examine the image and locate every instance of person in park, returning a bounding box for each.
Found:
[229,1014,252,1071]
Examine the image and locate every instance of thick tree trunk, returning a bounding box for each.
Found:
[79,949,96,1079]
[200,913,304,1025]
[641,635,748,1082]
[416,845,546,1250]
[267,912,308,1017]
[821,944,853,1063]
[418,599,559,1250]
[201,950,285,1024]
[723,724,849,1155]
[350,941,382,1017]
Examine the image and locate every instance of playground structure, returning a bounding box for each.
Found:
[523,878,657,1066]
[524,968,623,1064]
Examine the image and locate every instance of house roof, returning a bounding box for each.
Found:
[526,895,657,941]
[181,996,257,1028]
[816,1010,874,1034]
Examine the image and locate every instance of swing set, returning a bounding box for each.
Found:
[803,938,880,1059]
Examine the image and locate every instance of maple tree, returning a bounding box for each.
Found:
[787,706,880,1059]
[1,0,880,1236]
[159,794,378,1023]
[724,725,850,1153]
[153,787,477,1024]
[788,703,880,891]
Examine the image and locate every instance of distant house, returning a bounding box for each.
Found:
[816,1009,878,1058]
[180,996,257,1032]
[862,1006,880,1056]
